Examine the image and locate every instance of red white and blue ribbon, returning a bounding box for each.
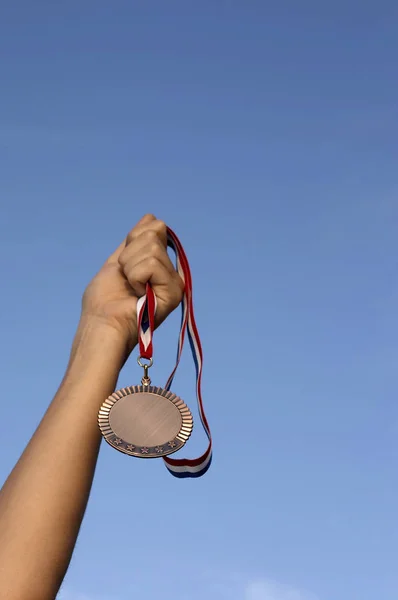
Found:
[137,227,212,479]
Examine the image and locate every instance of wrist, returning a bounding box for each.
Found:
[41,316,137,433]
[69,316,134,375]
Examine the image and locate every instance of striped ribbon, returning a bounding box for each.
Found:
[136,228,212,478]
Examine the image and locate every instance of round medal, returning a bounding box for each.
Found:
[98,385,193,458]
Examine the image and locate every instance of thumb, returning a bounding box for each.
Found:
[105,238,127,264]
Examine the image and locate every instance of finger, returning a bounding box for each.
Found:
[105,239,127,264]
[126,216,167,248]
[122,249,176,284]
[123,256,183,308]
[135,213,157,227]
[119,233,175,274]
[105,214,164,265]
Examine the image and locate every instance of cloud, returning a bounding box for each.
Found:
[245,579,318,600]
[57,576,317,600]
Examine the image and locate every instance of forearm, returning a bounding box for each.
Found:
[0,318,129,600]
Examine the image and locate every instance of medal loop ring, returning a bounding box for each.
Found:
[137,356,153,386]
[137,357,153,368]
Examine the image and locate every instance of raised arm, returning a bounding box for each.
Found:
[0,215,183,600]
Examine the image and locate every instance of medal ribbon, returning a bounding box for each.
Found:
[137,228,212,478]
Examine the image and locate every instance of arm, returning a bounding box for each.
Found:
[0,320,127,599]
[0,214,183,600]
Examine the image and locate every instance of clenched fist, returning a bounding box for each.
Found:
[81,214,184,356]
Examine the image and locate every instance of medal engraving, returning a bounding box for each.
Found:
[98,385,193,458]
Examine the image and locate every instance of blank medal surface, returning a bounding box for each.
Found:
[109,392,183,446]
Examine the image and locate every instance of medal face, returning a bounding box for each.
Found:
[98,385,193,458]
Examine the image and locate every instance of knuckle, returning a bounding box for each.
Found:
[143,229,158,243]
[118,251,126,267]
[147,255,160,270]
[149,240,162,256]
[125,229,135,245]
[154,219,167,234]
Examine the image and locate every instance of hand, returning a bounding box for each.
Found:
[81,214,184,355]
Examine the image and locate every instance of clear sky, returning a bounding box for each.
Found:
[1,2,397,599]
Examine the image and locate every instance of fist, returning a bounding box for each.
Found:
[82,215,184,353]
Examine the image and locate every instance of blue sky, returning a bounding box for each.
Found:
[1,1,398,599]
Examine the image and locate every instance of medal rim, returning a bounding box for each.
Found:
[98,385,193,459]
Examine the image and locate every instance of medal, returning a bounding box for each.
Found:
[98,228,212,478]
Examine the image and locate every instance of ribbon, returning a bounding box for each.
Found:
[136,228,212,478]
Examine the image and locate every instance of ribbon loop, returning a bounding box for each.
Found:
[137,285,156,360]
[136,228,212,478]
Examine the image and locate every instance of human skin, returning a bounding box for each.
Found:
[0,214,184,600]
